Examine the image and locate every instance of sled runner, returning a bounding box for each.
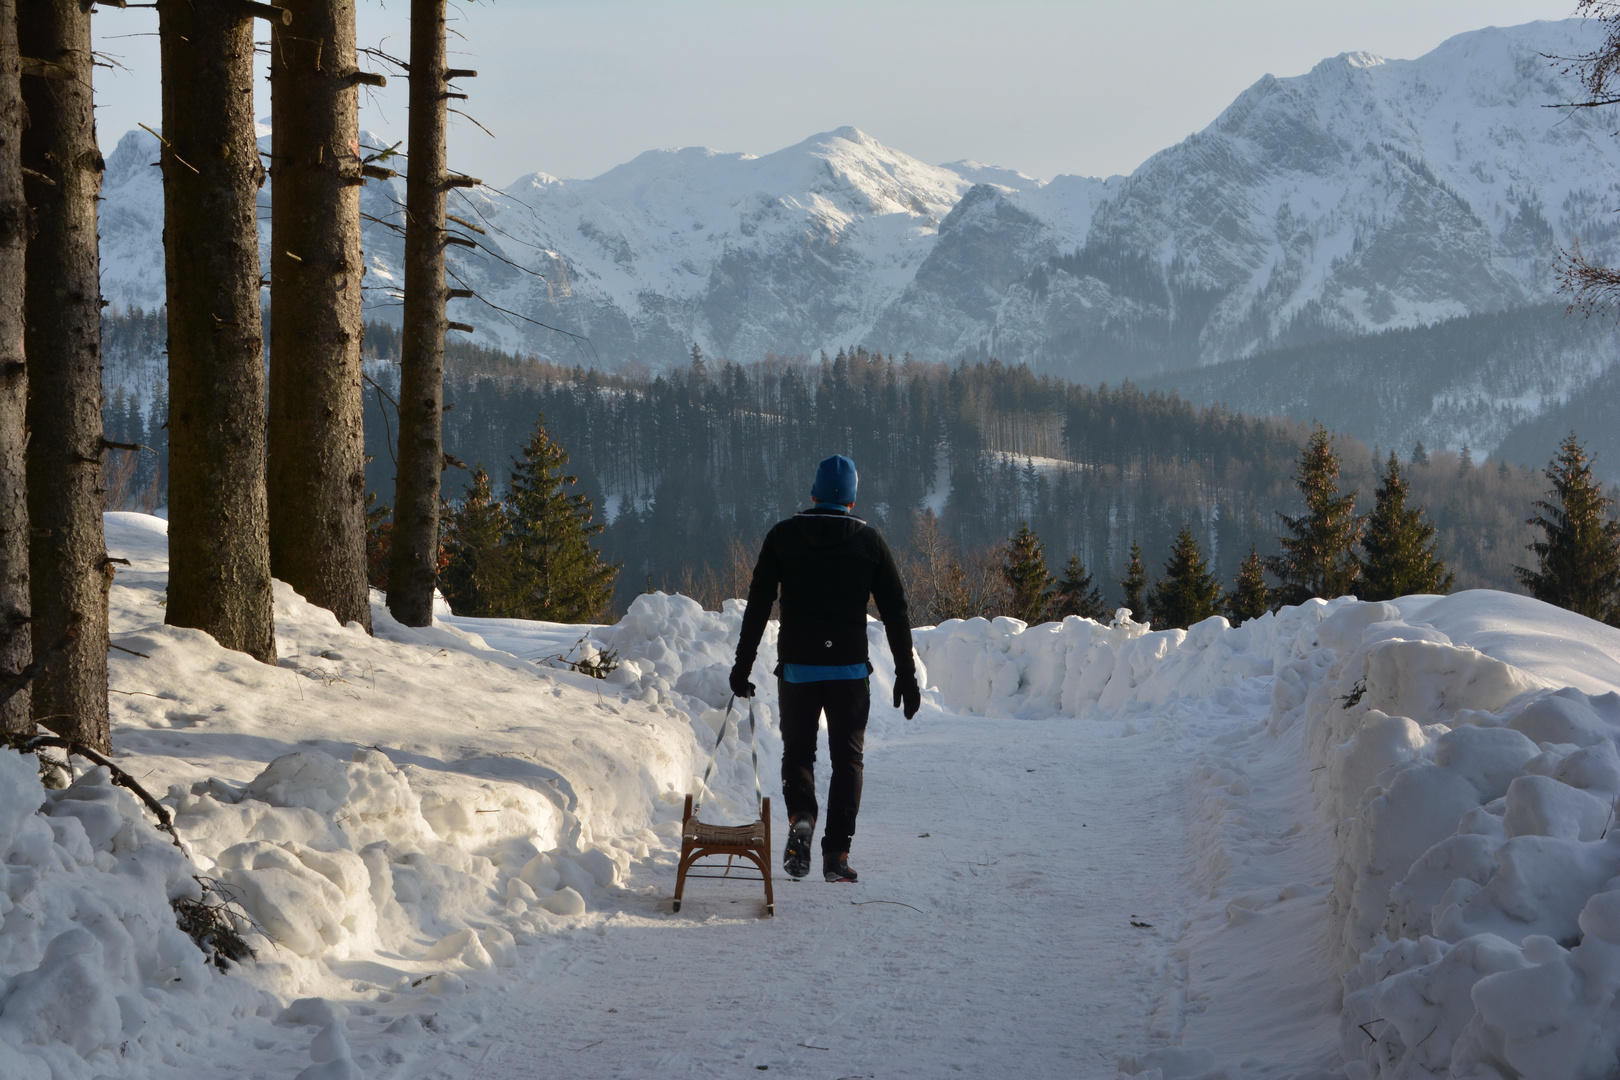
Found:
[672,695,774,917]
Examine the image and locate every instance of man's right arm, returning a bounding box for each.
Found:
[733,529,782,681]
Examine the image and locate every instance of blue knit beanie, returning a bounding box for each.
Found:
[811,454,858,505]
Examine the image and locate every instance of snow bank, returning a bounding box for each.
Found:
[922,592,1620,1080]
[0,749,259,1080]
[1277,592,1620,1080]
[913,602,1339,720]
[0,516,858,1076]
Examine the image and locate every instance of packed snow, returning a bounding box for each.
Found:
[0,512,1616,1076]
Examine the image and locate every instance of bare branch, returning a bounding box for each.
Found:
[1558,238,1620,316]
[447,107,495,139]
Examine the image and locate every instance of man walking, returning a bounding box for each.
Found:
[730,454,922,884]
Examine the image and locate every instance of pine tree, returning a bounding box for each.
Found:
[387,0,460,627]
[999,521,1053,624]
[364,493,391,591]
[0,0,25,734]
[1516,433,1620,623]
[1411,441,1429,466]
[159,0,281,664]
[267,0,372,633]
[1051,555,1111,621]
[440,465,512,617]
[505,417,618,622]
[1119,541,1148,618]
[21,0,109,744]
[1360,453,1454,601]
[1225,547,1270,626]
[1267,426,1361,607]
[1147,525,1224,630]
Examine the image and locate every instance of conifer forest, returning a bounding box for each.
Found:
[101,312,1556,618]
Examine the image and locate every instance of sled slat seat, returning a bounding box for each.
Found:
[685,817,765,847]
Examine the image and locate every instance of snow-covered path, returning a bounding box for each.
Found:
[402,715,1193,1079]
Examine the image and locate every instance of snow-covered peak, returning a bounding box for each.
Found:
[1341,50,1386,70]
[94,17,1620,386]
[941,160,1047,192]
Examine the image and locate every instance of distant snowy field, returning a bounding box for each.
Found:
[0,513,1616,1078]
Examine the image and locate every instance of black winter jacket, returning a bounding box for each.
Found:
[735,508,915,680]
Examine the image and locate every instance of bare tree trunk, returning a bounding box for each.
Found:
[157,0,280,663]
[0,0,29,735]
[386,0,449,627]
[20,0,108,748]
[268,0,372,632]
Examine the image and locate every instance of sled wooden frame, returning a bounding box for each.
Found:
[672,794,774,916]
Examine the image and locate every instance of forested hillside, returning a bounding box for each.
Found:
[1145,303,1620,481]
[102,311,1555,616]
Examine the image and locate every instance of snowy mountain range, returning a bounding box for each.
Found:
[96,19,1620,463]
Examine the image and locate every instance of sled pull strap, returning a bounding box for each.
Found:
[747,695,762,814]
[693,695,734,812]
[693,694,763,816]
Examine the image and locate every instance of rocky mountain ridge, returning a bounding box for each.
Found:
[94,19,1620,466]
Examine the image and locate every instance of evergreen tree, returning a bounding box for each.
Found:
[1000,520,1053,624]
[440,465,513,616]
[1411,440,1429,466]
[1119,541,1148,618]
[267,0,372,633]
[160,0,282,663]
[1225,547,1270,626]
[364,492,391,591]
[1147,525,1224,630]
[0,0,26,734]
[505,416,619,622]
[386,0,454,628]
[1267,426,1361,607]
[1051,554,1110,621]
[1516,433,1620,623]
[1360,453,1454,601]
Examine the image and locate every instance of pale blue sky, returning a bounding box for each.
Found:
[93,0,1581,187]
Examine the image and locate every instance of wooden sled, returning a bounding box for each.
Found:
[672,793,774,916]
[672,695,774,917]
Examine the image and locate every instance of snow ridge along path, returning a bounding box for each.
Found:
[3,513,1618,1078]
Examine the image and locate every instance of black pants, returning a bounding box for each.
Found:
[778,677,869,858]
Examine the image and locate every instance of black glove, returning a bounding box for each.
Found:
[729,661,756,699]
[893,671,921,719]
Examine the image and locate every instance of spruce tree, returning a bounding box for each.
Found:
[440,465,513,616]
[505,417,618,622]
[1147,525,1223,630]
[1360,453,1454,601]
[0,0,25,734]
[23,0,112,744]
[267,0,372,633]
[1119,541,1148,618]
[1225,547,1270,626]
[999,521,1053,624]
[1051,555,1110,621]
[1267,426,1361,607]
[1516,433,1620,623]
[159,0,281,663]
[364,493,391,591]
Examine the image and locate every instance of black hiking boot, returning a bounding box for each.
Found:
[823,854,858,883]
[783,817,814,879]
